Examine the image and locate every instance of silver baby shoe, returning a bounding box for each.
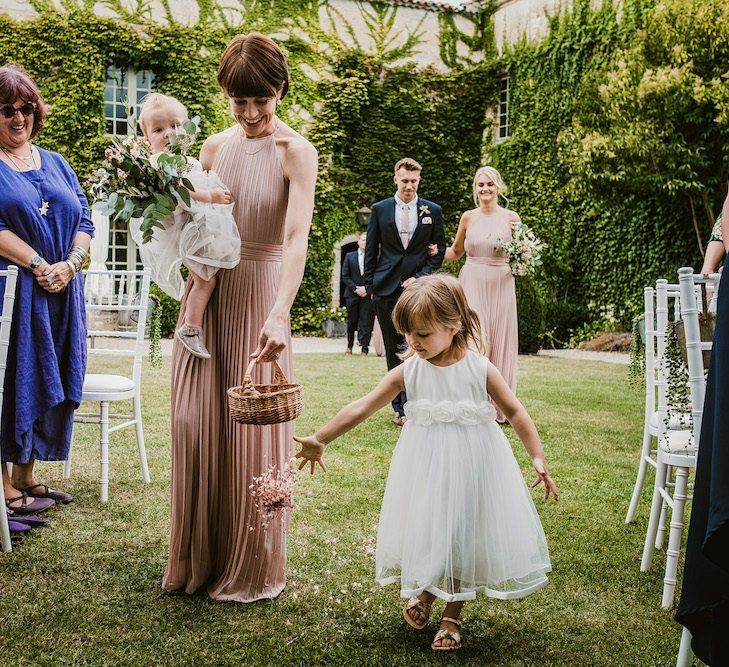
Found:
[175,323,211,359]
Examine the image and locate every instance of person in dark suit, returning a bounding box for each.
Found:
[341,232,374,356]
[364,157,446,425]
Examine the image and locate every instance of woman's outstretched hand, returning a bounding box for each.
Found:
[294,435,328,475]
[531,456,558,502]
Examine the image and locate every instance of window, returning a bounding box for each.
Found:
[497,75,510,142]
[108,218,143,273]
[103,67,155,270]
[104,66,156,136]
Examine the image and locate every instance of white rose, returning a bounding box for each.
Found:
[456,401,481,426]
[431,403,456,423]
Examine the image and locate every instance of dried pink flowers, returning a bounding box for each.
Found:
[249,459,298,528]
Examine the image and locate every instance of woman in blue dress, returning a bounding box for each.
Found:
[0,64,93,514]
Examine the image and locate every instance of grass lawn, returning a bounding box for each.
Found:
[1,354,685,666]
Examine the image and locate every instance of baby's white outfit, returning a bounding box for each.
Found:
[376,350,552,602]
[130,156,240,299]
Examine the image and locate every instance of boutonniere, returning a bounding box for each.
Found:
[419,205,430,217]
[422,217,433,225]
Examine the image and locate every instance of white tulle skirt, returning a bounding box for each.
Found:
[375,420,551,602]
[130,168,241,300]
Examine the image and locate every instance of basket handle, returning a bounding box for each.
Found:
[241,358,290,396]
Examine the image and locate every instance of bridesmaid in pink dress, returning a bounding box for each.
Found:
[163,33,318,602]
[443,167,519,423]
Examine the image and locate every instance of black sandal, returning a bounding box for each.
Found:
[18,483,72,505]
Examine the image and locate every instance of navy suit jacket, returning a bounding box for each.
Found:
[341,250,365,300]
[364,196,446,298]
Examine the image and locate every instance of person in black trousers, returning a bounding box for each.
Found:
[675,198,729,665]
[341,232,374,356]
[364,157,446,425]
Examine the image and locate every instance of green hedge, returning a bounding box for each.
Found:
[490,0,728,334]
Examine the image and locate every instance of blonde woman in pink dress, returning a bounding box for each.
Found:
[442,167,519,423]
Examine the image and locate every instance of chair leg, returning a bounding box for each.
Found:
[133,395,150,484]
[0,480,11,553]
[99,401,110,503]
[676,627,694,667]
[641,456,668,571]
[63,440,73,480]
[663,465,690,608]
[626,421,653,524]
[656,465,672,550]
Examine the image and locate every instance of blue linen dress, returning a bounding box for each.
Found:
[0,148,94,464]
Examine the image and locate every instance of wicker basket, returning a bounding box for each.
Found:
[227,359,303,425]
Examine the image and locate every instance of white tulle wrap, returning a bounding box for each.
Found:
[375,351,552,602]
[129,156,241,300]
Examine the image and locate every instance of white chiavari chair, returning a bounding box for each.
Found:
[0,266,19,552]
[627,280,685,527]
[641,270,717,608]
[63,269,152,502]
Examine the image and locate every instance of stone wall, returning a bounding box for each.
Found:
[0,0,575,65]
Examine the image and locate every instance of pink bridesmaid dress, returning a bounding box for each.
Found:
[458,212,518,422]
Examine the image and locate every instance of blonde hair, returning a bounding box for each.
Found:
[473,166,509,207]
[392,274,485,359]
[138,93,188,136]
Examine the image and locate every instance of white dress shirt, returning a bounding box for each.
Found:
[357,249,365,276]
[394,194,418,242]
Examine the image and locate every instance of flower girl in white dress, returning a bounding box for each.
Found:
[131,93,241,359]
[295,274,557,651]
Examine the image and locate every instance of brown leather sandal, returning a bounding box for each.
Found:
[402,595,432,630]
[431,616,462,651]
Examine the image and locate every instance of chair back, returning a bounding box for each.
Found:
[655,279,681,417]
[643,286,657,416]
[83,269,151,388]
[0,266,19,552]
[677,268,719,446]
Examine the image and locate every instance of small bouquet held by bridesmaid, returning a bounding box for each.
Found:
[502,222,545,277]
[249,459,298,529]
[87,117,200,243]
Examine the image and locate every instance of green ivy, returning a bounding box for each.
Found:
[490,0,729,335]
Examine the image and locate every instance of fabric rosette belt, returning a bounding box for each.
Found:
[403,399,497,426]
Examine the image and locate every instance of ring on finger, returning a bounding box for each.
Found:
[47,273,56,284]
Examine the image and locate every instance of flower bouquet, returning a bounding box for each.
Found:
[501,222,545,277]
[249,459,298,529]
[87,117,200,243]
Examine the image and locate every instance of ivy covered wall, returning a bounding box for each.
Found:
[2,0,725,342]
[490,0,729,341]
[0,2,497,335]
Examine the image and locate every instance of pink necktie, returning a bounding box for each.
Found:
[401,205,410,249]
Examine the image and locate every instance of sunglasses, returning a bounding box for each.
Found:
[0,101,37,119]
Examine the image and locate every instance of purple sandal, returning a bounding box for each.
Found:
[19,483,72,505]
[8,518,32,534]
[4,491,55,515]
[6,509,50,528]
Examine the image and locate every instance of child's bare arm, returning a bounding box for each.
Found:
[294,365,406,474]
[189,187,232,205]
[487,361,558,501]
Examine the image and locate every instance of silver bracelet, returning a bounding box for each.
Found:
[65,260,78,277]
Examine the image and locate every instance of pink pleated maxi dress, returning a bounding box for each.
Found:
[458,212,518,422]
[163,126,293,602]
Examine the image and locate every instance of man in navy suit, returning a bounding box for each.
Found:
[364,157,446,425]
[341,232,374,356]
